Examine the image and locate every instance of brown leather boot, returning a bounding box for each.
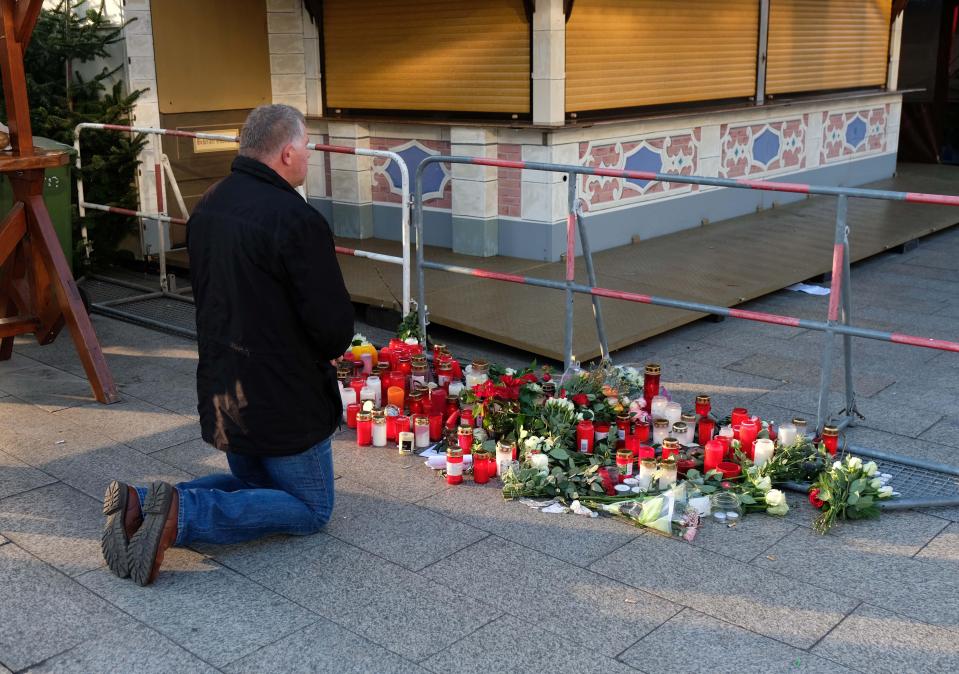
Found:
[129,481,179,587]
[101,480,143,578]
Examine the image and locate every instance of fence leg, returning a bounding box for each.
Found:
[564,174,576,370]
[574,202,610,361]
[839,199,858,427]
[816,195,848,432]
[414,175,428,347]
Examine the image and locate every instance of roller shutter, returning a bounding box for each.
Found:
[323,0,530,114]
[766,0,892,95]
[566,0,760,114]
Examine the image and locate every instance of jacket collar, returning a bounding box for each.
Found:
[231,155,300,196]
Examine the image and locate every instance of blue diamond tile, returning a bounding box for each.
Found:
[386,144,447,197]
[845,117,867,149]
[752,128,781,166]
[624,146,662,190]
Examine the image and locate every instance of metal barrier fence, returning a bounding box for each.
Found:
[73,123,413,321]
[413,155,959,436]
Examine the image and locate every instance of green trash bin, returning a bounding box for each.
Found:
[0,136,75,272]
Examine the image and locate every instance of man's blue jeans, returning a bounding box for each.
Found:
[136,435,334,546]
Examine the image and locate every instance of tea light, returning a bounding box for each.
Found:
[638,458,657,490]
[413,416,431,448]
[726,511,740,523]
[664,402,682,425]
[777,422,797,447]
[753,438,774,467]
[713,511,727,523]
[614,483,632,495]
[650,395,668,419]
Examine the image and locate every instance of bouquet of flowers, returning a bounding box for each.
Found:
[733,465,790,516]
[809,456,894,533]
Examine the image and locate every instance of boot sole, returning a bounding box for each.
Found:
[129,481,174,587]
[101,480,131,578]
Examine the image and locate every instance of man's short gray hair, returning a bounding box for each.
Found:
[239,104,305,160]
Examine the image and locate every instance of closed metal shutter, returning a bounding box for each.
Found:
[766,0,892,95]
[323,0,530,114]
[566,0,760,114]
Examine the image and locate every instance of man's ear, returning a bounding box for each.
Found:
[280,143,294,166]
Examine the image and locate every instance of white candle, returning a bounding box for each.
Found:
[753,438,774,467]
[638,460,656,490]
[359,386,376,405]
[365,376,382,407]
[777,423,797,448]
[652,422,669,445]
[719,425,734,439]
[650,395,668,419]
[664,402,682,425]
[372,421,387,447]
[448,381,464,397]
[530,452,549,474]
[414,423,430,448]
[340,387,356,420]
[658,462,678,490]
[495,442,514,477]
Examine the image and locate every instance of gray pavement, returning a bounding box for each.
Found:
[1,226,959,672]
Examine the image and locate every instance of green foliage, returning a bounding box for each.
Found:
[0,1,147,268]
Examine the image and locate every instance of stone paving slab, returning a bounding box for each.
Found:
[754,525,959,630]
[118,370,200,420]
[332,439,453,503]
[77,548,317,668]
[659,361,787,415]
[421,613,641,674]
[919,416,959,450]
[191,532,333,577]
[726,352,896,397]
[418,482,640,567]
[52,395,201,454]
[590,532,858,649]
[249,534,501,662]
[422,536,680,653]
[0,543,122,672]
[840,425,959,469]
[914,522,959,570]
[620,608,853,674]
[325,478,488,572]
[0,448,57,499]
[150,438,230,477]
[0,364,96,412]
[0,482,106,577]
[688,509,797,563]
[812,603,959,673]
[22,622,219,674]
[225,617,429,674]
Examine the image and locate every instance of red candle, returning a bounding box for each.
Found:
[695,395,711,417]
[643,363,661,414]
[698,418,716,444]
[473,452,491,484]
[715,435,732,460]
[615,448,634,483]
[386,414,397,441]
[449,358,462,380]
[461,408,474,428]
[379,347,392,367]
[633,422,651,444]
[637,445,656,460]
[739,418,759,460]
[429,414,443,442]
[576,420,595,454]
[704,439,724,473]
[446,447,464,485]
[717,461,741,479]
[356,413,372,446]
[395,415,411,435]
[821,425,840,455]
[349,377,366,404]
[398,357,412,379]
[625,434,640,457]
[615,414,631,449]
[430,388,447,416]
[594,422,611,443]
[661,438,680,460]
[731,407,749,427]
[457,425,473,454]
[346,403,360,429]
[388,371,406,398]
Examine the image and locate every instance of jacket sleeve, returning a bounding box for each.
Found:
[277,208,355,361]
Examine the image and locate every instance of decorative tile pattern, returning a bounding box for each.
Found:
[720,116,806,178]
[820,105,887,164]
[369,138,451,207]
[577,130,699,212]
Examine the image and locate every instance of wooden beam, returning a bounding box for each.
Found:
[0,0,32,155]
[14,0,42,49]
[0,313,38,337]
[0,202,25,265]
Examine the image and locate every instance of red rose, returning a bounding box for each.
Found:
[572,393,589,407]
[542,373,552,382]
[808,488,824,509]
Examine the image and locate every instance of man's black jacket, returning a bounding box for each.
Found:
[187,156,354,457]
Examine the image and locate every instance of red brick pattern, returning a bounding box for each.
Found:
[497,144,522,217]
[368,138,452,208]
[323,133,331,197]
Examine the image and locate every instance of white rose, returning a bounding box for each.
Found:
[832,461,843,471]
[878,486,894,499]
[404,337,419,346]
[846,456,863,471]
[765,489,786,508]
[756,476,772,492]
[863,461,878,477]
[504,367,516,376]
[869,479,882,490]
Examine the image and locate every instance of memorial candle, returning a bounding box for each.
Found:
[576,420,595,454]
[356,412,372,446]
[387,386,405,410]
[698,417,716,444]
[739,418,760,459]
[777,422,797,447]
[495,441,515,477]
[695,395,712,417]
[394,415,411,436]
[704,439,725,473]
[650,395,668,420]
[821,425,840,455]
[661,437,681,459]
[473,449,492,484]
[414,416,431,448]
[346,403,360,429]
[446,447,464,485]
[664,402,682,425]
[731,407,749,426]
[652,418,670,445]
[658,458,678,490]
[638,458,657,490]
[428,414,442,441]
[793,417,808,439]
[457,425,473,453]
[594,422,611,443]
[671,422,690,446]
[753,438,774,467]
[372,414,387,447]
[616,448,635,482]
[643,363,661,411]
[615,413,631,448]
[365,376,382,407]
